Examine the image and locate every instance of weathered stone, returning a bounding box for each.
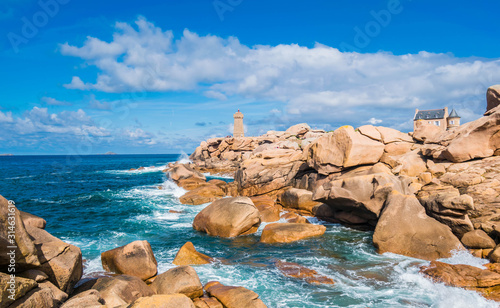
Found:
[421,261,500,289]
[250,196,281,222]
[285,123,310,137]
[19,211,46,229]
[18,269,49,282]
[0,272,37,306]
[9,287,57,308]
[26,226,82,294]
[38,280,68,304]
[193,296,223,308]
[281,212,309,224]
[490,245,500,263]
[101,240,157,281]
[413,123,442,142]
[373,191,464,260]
[91,275,154,307]
[260,223,326,244]
[129,294,195,308]
[172,242,213,266]
[375,127,413,144]
[357,125,382,141]
[313,172,406,221]
[61,289,105,308]
[150,266,203,299]
[0,196,40,272]
[205,282,267,308]
[179,185,226,206]
[279,188,321,214]
[177,178,209,191]
[461,230,496,249]
[486,85,500,114]
[306,127,385,175]
[170,164,206,182]
[193,197,261,237]
[384,142,413,156]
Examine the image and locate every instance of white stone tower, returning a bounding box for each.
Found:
[233,110,244,138]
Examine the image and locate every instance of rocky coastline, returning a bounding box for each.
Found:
[2,85,500,306]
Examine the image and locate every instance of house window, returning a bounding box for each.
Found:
[450,120,455,125]
[428,121,431,124]
[434,121,440,126]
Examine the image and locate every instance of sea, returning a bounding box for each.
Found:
[0,154,498,308]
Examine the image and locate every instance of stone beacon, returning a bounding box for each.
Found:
[233,109,244,138]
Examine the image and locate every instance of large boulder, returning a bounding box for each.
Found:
[61,289,105,308]
[373,191,464,260]
[413,122,442,142]
[19,211,46,229]
[25,226,82,294]
[250,196,281,222]
[0,196,40,272]
[260,223,326,244]
[417,185,474,238]
[169,164,206,182]
[8,287,58,308]
[235,149,305,196]
[129,294,195,308]
[312,172,406,223]
[91,275,154,307]
[0,272,38,306]
[179,185,226,205]
[285,123,310,138]
[486,85,500,114]
[193,197,261,237]
[460,230,496,249]
[150,266,203,299]
[306,126,385,175]
[205,282,267,308]
[101,240,157,281]
[279,189,321,214]
[172,242,213,266]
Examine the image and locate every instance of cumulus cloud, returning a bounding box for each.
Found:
[367,117,383,125]
[60,17,500,131]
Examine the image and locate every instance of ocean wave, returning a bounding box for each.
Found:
[438,249,490,269]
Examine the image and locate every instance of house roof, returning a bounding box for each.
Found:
[414,109,446,121]
[448,109,460,118]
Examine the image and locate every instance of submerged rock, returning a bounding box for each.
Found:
[193,197,261,237]
[101,240,158,281]
[172,242,213,266]
[373,191,464,261]
[274,260,334,285]
[260,223,326,244]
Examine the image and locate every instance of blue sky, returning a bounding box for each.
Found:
[0,0,499,154]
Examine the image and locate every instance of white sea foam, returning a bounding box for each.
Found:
[438,249,490,269]
[106,164,168,174]
[177,152,192,164]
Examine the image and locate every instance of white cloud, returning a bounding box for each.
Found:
[60,17,500,130]
[41,97,72,106]
[88,94,112,110]
[367,117,383,125]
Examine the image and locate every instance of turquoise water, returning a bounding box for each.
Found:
[0,155,498,308]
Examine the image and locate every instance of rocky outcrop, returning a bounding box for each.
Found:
[486,85,500,114]
[91,275,154,307]
[172,242,213,266]
[373,191,464,260]
[193,197,261,237]
[150,266,203,299]
[180,185,226,205]
[170,164,206,182]
[26,226,82,294]
[417,184,474,237]
[101,240,157,281]
[421,261,500,301]
[260,223,326,244]
[0,195,40,272]
[306,126,385,175]
[312,171,407,224]
[235,149,306,196]
[205,282,267,308]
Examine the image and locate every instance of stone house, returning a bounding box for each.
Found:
[413,107,460,131]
